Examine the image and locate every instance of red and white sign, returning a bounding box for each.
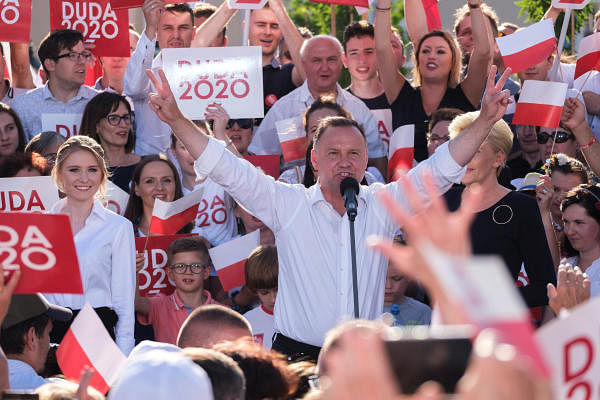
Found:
[0,177,59,212]
[496,18,556,74]
[162,46,264,120]
[41,113,82,139]
[371,109,392,156]
[244,155,280,179]
[423,0,441,31]
[57,302,126,394]
[575,32,600,80]
[552,0,591,10]
[536,297,600,398]
[134,234,197,297]
[149,189,205,235]
[0,0,32,43]
[227,0,267,10]
[421,246,550,378]
[49,0,130,57]
[387,124,414,181]
[109,0,187,9]
[512,80,567,129]
[102,180,128,216]
[208,229,259,291]
[309,0,368,7]
[276,116,307,163]
[0,212,83,294]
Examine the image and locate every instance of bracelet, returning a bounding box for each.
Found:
[468,3,480,9]
[376,6,391,11]
[579,136,597,150]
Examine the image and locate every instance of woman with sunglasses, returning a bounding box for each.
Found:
[205,104,254,156]
[537,126,578,165]
[80,92,140,193]
[560,184,600,298]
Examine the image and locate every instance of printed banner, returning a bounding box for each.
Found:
[109,0,187,9]
[102,180,128,216]
[552,0,591,9]
[0,176,59,212]
[309,0,368,7]
[276,116,306,163]
[41,113,82,139]
[49,0,130,57]
[162,46,264,120]
[0,212,83,294]
[0,0,32,43]
[226,0,268,10]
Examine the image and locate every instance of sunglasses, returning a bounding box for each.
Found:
[536,131,574,144]
[169,263,210,274]
[226,119,253,129]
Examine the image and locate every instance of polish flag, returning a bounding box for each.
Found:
[276,117,308,163]
[387,124,414,181]
[149,189,204,235]
[512,80,567,129]
[575,33,600,80]
[57,303,126,394]
[496,18,556,74]
[208,229,260,291]
[422,0,441,31]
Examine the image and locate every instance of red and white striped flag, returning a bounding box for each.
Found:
[276,117,308,163]
[56,303,126,394]
[149,189,204,235]
[208,229,260,291]
[387,124,414,181]
[512,80,567,129]
[575,32,600,80]
[496,18,556,74]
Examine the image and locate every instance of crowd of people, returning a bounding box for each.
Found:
[1,0,600,398]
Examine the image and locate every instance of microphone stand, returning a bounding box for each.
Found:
[348,212,360,319]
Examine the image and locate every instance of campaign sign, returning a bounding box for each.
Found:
[162,46,264,120]
[0,0,32,43]
[109,0,187,9]
[135,234,195,297]
[0,212,83,294]
[244,155,280,179]
[309,0,368,7]
[49,0,130,57]
[0,176,59,212]
[101,180,128,216]
[226,0,267,10]
[42,113,82,138]
[370,108,392,156]
[552,0,591,9]
[537,297,600,399]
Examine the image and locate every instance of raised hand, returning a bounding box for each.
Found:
[535,175,553,214]
[204,103,231,140]
[142,0,164,39]
[0,268,20,325]
[479,66,513,125]
[547,263,590,315]
[146,69,185,125]
[560,97,587,133]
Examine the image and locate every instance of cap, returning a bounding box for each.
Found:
[2,294,73,330]
[518,172,542,192]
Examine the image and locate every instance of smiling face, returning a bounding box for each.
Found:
[134,161,176,211]
[249,7,281,57]
[563,204,600,255]
[0,112,19,156]
[344,35,377,82]
[302,38,343,95]
[418,36,453,84]
[311,125,368,195]
[57,149,103,203]
[95,101,132,149]
[158,11,194,49]
[168,250,210,295]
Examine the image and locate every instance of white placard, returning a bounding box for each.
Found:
[0,176,60,212]
[552,0,591,10]
[226,0,268,10]
[101,180,129,216]
[162,47,264,120]
[41,113,82,138]
[536,297,600,399]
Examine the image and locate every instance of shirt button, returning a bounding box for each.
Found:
[340,292,344,296]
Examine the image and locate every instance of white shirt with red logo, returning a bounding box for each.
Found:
[244,304,274,349]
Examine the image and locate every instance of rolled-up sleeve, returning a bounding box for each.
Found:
[124,31,156,100]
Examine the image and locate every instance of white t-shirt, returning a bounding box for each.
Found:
[244,305,274,349]
[564,256,600,298]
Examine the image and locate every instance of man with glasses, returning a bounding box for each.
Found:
[135,236,223,345]
[11,30,99,141]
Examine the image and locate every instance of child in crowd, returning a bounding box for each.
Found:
[135,236,221,344]
[384,238,431,326]
[243,245,278,349]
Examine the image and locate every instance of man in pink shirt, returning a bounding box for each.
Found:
[135,236,221,344]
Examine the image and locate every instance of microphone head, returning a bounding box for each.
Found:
[340,177,359,196]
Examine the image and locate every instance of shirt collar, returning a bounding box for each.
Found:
[298,81,342,106]
[172,290,212,310]
[50,198,108,222]
[307,181,367,208]
[41,83,92,101]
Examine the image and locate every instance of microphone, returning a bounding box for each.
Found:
[340,177,359,221]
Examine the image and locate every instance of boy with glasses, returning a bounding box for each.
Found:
[135,236,222,344]
[11,29,99,140]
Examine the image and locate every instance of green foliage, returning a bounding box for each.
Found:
[515,0,595,52]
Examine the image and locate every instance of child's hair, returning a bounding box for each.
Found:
[244,245,278,290]
[167,236,210,264]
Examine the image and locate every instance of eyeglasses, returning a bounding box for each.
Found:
[54,51,94,63]
[226,119,253,130]
[105,113,133,126]
[536,131,574,144]
[169,263,210,274]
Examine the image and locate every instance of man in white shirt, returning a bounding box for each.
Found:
[123,0,194,155]
[11,30,99,140]
[147,65,512,358]
[250,35,388,176]
[0,294,71,390]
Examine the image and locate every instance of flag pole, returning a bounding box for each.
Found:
[550,8,572,80]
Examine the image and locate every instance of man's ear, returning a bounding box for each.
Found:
[43,58,56,74]
[24,326,37,351]
[310,148,318,173]
[342,53,348,68]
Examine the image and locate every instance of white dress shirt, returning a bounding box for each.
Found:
[123,31,172,156]
[249,81,387,160]
[46,199,136,354]
[195,137,465,346]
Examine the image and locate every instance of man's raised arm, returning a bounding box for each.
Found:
[191,2,237,48]
[268,0,306,85]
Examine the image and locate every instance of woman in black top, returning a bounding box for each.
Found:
[374,0,491,161]
[444,111,556,308]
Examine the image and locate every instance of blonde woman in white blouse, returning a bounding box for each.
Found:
[46,136,136,355]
